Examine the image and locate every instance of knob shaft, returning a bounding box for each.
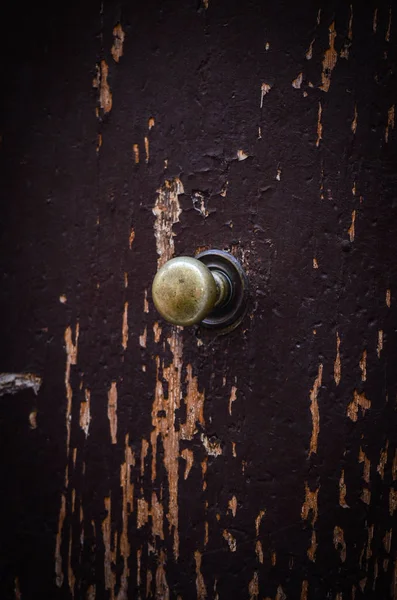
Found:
[152,257,227,326]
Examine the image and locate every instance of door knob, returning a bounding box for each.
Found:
[152,249,248,331]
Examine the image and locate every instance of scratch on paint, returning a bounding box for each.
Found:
[316,102,323,147]
[385,105,395,142]
[122,302,129,350]
[92,61,112,115]
[111,23,125,62]
[107,382,118,444]
[144,290,149,313]
[348,210,356,242]
[80,389,91,438]
[359,350,367,381]
[334,332,341,385]
[309,364,323,455]
[144,136,149,163]
[333,526,347,562]
[347,390,371,421]
[306,40,315,60]
[228,385,237,415]
[320,22,337,92]
[194,551,207,600]
[223,530,237,552]
[377,330,383,358]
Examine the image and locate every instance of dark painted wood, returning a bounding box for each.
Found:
[1,1,397,598]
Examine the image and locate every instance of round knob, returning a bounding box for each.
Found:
[152,256,230,326]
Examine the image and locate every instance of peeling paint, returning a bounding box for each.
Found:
[0,372,42,397]
[292,73,303,89]
[248,571,259,599]
[351,104,358,133]
[228,385,237,416]
[334,332,341,385]
[359,350,367,381]
[79,388,91,438]
[377,330,383,358]
[194,551,207,600]
[181,448,194,479]
[348,210,356,242]
[107,382,117,444]
[122,302,129,350]
[385,105,395,143]
[223,529,237,552]
[255,540,264,563]
[347,390,371,421]
[339,470,349,508]
[320,22,337,92]
[139,326,147,348]
[260,83,272,108]
[333,526,347,562]
[386,289,391,307]
[111,23,125,63]
[92,61,112,115]
[316,102,323,147]
[228,495,237,517]
[309,364,323,455]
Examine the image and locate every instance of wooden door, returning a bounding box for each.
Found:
[1,1,397,598]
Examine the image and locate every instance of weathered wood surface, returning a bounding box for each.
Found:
[1,0,397,598]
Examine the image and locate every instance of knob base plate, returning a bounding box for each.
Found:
[196,249,248,333]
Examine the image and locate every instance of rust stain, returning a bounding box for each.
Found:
[248,571,259,599]
[316,102,323,147]
[255,510,266,536]
[80,388,91,438]
[139,326,148,348]
[229,384,237,415]
[309,363,323,455]
[360,350,367,381]
[153,322,162,343]
[351,104,358,133]
[334,332,341,385]
[347,390,371,421]
[107,382,118,444]
[377,440,389,479]
[386,289,391,307]
[390,489,397,515]
[228,495,237,517]
[333,526,347,562]
[93,61,112,115]
[301,581,309,600]
[133,144,140,164]
[111,23,125,62]
[260,82,272,108]
[194,551,207,600]
[348,210,356,242]
[141,438,149,477]
[223,530,237,552]
[255,540,264,563]
[385,105,395,143]
[155,550,169,600]
[320,22,337,92]
[181,448,194,479]
[122,302,129,350]
[377,330,383,358]
[339,470,349,508]
[292,73,303,89]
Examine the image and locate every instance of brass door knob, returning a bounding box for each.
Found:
[152,250,248,331]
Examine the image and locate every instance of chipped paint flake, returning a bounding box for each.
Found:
[60,294,67,303]
[139,326,147,348]
[129,228,135,249]
[153,322,162,343]
[229,385,237,415]
[122,302,129,350]
[93,61,112,115]
[181,448,194,480]
[309,364,323,455]
[102,497,116,596]
[255,540,264,564]
[29,409,37,429]
[155,550,169,600]
[385,105,395,143]
[153,179,184,268]
[377,441,389,479]
[301,580,309,600]
[248,571,259,599]
[0,372,42,397]
[237,149,249,161]
[313,258,319,269]
[151,491,164,540]
[360,350,367,381]
[148,117,155,130]
[334,526,347,562]
[334,332,341,385]
[255,510,265,536]
[377,330,383,358]
[55,493,66,587]
[347,390,371,422]
[194,551,207,600]
[302,482,319,524]
[316,102,323,147]
[292,73,303,89]
[228,495,237,517]
[320,22,338,92]
[133,144,140,164]
[79,388,91,438]
[339,470,349,508]
[107,382,117,444]
[144,136,149,163]
[201,433,222,457]
[111,23,125,63]
[223,530,237,552]
[386,289,391,307]
[348,210,356,242]
[351,104,358,133]
[389,489,397,515]
[260,82,272,108]
[306,39,315,60]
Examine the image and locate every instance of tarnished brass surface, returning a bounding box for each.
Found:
[152,257,219,326]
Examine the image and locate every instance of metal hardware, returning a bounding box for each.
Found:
[152,249,248,331]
